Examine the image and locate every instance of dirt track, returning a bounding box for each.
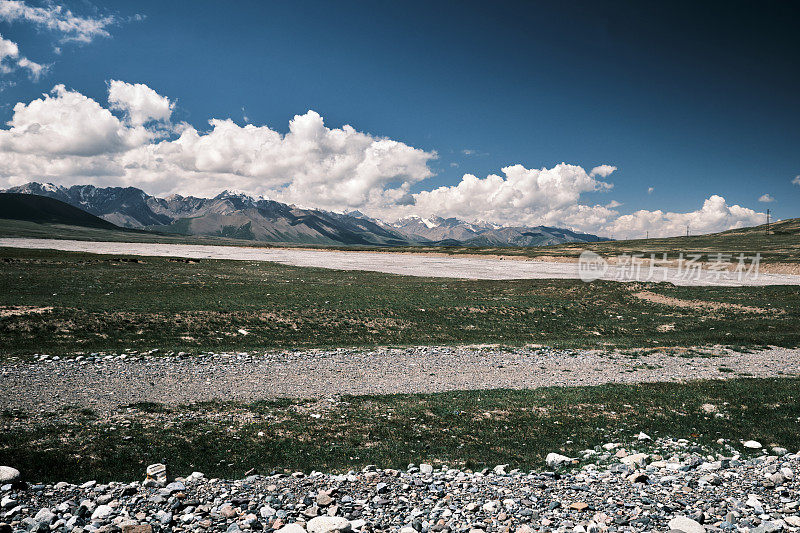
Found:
[1,237,798,286]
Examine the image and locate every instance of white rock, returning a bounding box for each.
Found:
[621,453,649,469]
[349,519,367,531]
[34,508,55,524]
[419,464,433,474]
[1,496,16,509]
[307,516,352,533]
[668,516,705,533]
[743,440,763,449]
[746,496,765,514]
[277,524,308,533]
[701,403,718,414]
[146,463,167,483]
[546,452,573,468]
[482,501,498,513]
[91,504,113,520]
[636,432,651,441]
[0,467,20,483]
[785,516,800,527]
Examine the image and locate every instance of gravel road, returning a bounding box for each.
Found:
[1,237,798,286]
[2,346,798,413]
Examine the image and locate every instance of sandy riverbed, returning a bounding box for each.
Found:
[1,237,799,286]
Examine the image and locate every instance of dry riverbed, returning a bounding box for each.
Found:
[1,238,799,286]
[2,345,798,413]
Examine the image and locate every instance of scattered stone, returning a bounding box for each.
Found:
[165,480,185,493]
[0,468,19,484]
[785,516,800,527]
[307,516,351,533]
[621,453,649,469]
[220,504,238,518]
[668,516,705,533]
[277,525,308,533]
[146,463,167,484]
[91,504,113,520]
[493,464,508,475]
[545,453,573,468]
[2,434,799,533]
[743,440,763,449]
[121,525,153,533]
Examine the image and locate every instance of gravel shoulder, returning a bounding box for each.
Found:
[2,438,799,533]
[2,346,799,413]
[1,238,799,286]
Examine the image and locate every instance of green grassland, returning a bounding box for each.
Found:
[3,378,799,483]
[1,246,798,355]
[0,219,286,247]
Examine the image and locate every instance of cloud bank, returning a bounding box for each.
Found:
[0,0,114,43]
[0,81,766,239]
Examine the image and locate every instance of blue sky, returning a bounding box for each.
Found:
[0,0,797,237]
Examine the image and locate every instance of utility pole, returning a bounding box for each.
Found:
[686,225,689,237]
[646,231,649,240]
[766,209,770,236]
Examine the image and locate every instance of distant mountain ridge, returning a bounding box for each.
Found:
[3,182,608,246]
[0,193,120,229]
[389,214,608,246]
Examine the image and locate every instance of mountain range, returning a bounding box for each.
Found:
[2,182,608,247]
[388,215,608,246]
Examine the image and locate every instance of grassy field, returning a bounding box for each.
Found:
[0,219,288,247]
[2,377,798,483]
[1,246,798,355]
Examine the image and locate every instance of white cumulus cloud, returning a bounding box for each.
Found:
[0,84,151,156]
[0,82,437,209]
[108,80,174,126]
[410,163,613,226]
[603,195,764,239]
[590,164,617,178]
[793,175,800,186]
[758,193,774,203]
[0,81,770,240]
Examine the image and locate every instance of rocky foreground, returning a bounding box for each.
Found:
[1,437,799,533]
